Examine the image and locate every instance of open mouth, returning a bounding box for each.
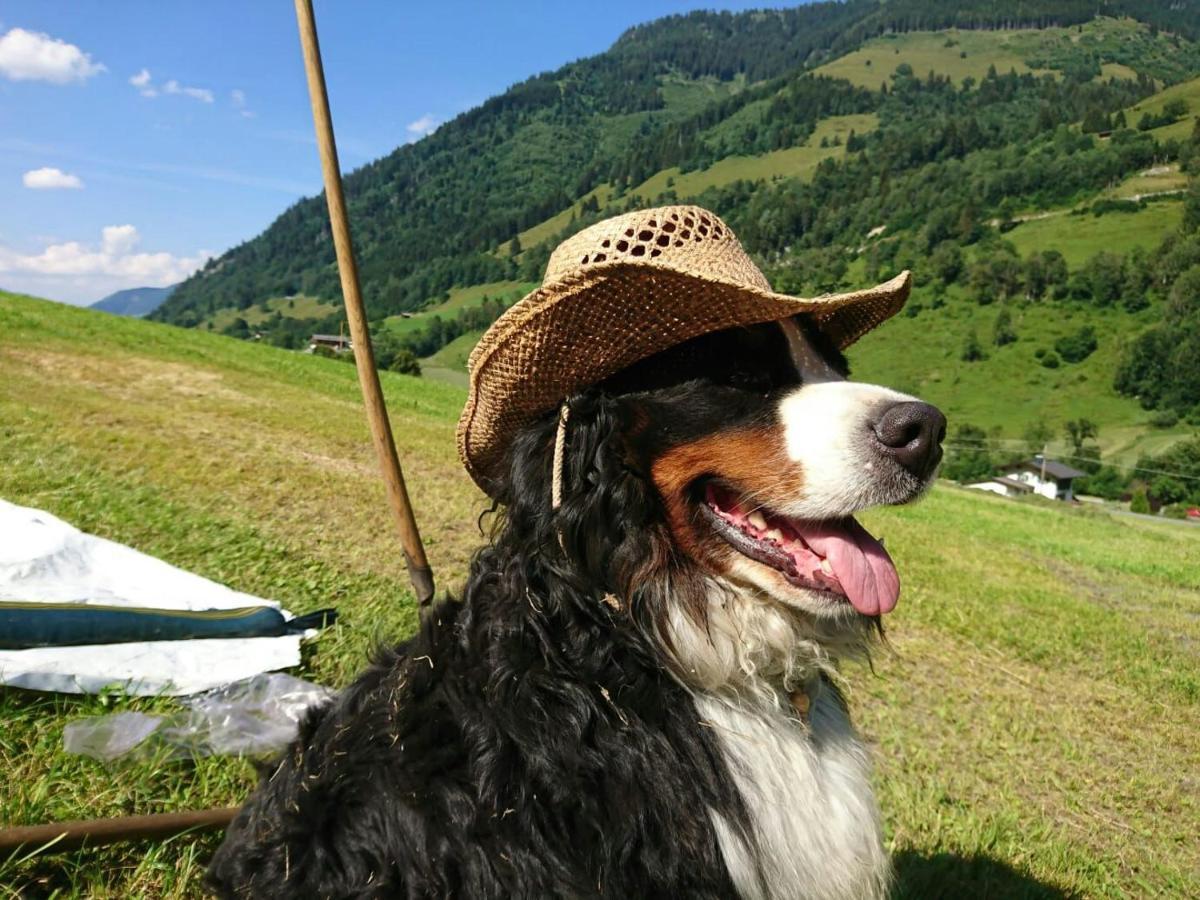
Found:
[698,482,900,617]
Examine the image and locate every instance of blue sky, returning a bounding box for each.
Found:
[0,1,795,305]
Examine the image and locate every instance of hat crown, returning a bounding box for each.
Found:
[544,205,771,291]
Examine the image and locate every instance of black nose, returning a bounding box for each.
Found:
[872,401,947,479]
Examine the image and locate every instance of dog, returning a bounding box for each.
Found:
[207,311,945,899]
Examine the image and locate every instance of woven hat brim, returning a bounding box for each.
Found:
[458,263,911,493]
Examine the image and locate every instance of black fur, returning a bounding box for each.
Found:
[207,320,839,899]
[206,403,767,898]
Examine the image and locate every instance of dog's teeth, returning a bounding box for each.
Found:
[765,528,784,543]
[819,559,834,575]
[747,512,767,531]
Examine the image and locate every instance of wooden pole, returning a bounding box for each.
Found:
[294,0,435,612]
[0,808,239,856]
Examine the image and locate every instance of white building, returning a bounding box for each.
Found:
[968,456,1087,502]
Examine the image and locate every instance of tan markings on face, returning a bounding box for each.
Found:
[650,425,804,572]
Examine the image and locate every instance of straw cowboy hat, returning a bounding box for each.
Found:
[457,204,911,494]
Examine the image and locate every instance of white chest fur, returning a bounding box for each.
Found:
[698,688,890,900]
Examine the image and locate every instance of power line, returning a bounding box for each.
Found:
[941,444,1200,482]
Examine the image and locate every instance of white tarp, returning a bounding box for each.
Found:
[0,499,304,695]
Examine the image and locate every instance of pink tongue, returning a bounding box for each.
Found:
[799,519,900,617]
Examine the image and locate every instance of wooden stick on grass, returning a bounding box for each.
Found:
[294,0,436,613]
[0,808,240,856]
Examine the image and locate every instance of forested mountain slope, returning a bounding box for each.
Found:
[155,1,1200,326]
[153,1,1200,473]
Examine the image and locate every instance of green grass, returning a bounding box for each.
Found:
[1002,200,1183,268]
[1,291,1197,897]
[201,294,338,331]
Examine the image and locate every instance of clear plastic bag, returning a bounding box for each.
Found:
[63,673,335,761]
[63,711,164,761]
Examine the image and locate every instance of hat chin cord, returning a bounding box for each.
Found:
[551,402,570,511]
[549,401,623,614]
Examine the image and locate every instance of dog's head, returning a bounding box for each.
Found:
[493,315,944,683]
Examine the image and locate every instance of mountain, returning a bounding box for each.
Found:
[151,0,1200,466]
[91,284,177,317]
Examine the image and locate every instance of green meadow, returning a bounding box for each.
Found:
[812,18,1165,90]
[1003,200,1184,269]
[381,280,535,337]
[813,29,1049,88]
[199,294,339,332]
[1124,73,1200,142]
[1,292,1196,897]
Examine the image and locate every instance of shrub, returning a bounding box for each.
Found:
[1151,475,1189,505]
[1130,486,1151,514]
[1055,326,1098,363]
[388,349,422,377]
[1075,466,1126,500]
[1150,409,1179,428]
[993,308,1017,346]
[942,423,994,482]
[1040,351,1061,368]
[961,330,987,362]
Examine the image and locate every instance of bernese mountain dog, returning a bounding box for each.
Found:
[208,313,946,899]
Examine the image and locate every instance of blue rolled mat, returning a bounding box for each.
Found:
[0,601,337,649]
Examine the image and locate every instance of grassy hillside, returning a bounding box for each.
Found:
[381,280,534,337]
[1003,199,1184,267]
[811,16,1194,89]
[1124,72,1200,141]
[629,113,879,200]
[1,292,1197,897]
[848,283,1197,465]
[812,28,1050,87]
[1103,161,1187,199]
[200,293,339,332]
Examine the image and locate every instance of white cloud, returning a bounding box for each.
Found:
[131,69,213,103]
[0,27,105,84]
[129,67,156,97]
[406,114,440,141]
[0,225,210,304]
[22,166,83,190]
[230,87,255,118]
[164,78,213,103]
[100,224,139,255]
